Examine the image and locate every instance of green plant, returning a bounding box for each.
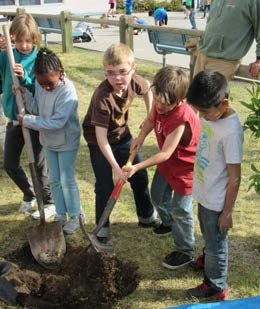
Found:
[240,83,260,195]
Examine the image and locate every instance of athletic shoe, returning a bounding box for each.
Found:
[0,262,12,277]
[54,213,67,226]
[31,204,56,220]
[187,282,228,300]
[162,251,194,270]
[138,218,162,229]
[152,223,172,236]
[190,249,205,272]
[63,213,86,234]
[19,198,36,213]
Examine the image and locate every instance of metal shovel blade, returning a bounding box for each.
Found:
[27,221,66,269]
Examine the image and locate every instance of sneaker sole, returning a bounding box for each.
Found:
[152,230,172,237]
[186,290,228,301]
[162,258,194,270]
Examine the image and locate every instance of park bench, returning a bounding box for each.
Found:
[35,13,101,46]
[148,29,200,78]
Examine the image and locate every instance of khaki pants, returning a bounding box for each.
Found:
[193,51,242,81]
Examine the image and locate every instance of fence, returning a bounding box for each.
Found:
[0,8,258,82]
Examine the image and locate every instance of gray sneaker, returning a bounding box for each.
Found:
[63,213,85,234]
[54,214,67,226]
[19,198,36,212]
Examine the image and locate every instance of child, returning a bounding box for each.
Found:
[123,66,200,269]
[17,48,85,234]
[107,0,116,18]
[82,43,160,242]
[0,13,54,219]
[186,70,244,300]
[148,8,168,26]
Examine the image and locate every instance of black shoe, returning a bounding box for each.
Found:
[152,223,171,236]
[187,282,228,300]
[162,251,193,270]
[0,262,12,277]
[138,218,162,229]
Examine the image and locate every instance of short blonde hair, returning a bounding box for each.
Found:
[10,13,42,49]
[103,43,135,66]
[151,66,189,105]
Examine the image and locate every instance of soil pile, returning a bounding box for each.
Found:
[5,243,140,308]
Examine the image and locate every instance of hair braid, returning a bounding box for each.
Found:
[34,47,64,76]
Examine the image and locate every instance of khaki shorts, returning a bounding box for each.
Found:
[193,51,242,81]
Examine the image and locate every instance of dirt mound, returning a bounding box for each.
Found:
[5,243,140,308]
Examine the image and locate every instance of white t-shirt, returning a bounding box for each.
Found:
[193,112,244,212]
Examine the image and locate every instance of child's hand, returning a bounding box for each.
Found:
[0,34,14,51]
[218,211,233,232]
[13,63,25,78]
[122,165,138,179]
[113,166,127,184]
[17,114,24,126]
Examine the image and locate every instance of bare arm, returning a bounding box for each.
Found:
[95,126,126,183]
[218,163,241,232]
[249,59,260,79]
[124,124,185,178]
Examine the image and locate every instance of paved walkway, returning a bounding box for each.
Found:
[0,9,256,70]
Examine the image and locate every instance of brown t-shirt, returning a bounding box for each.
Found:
[82,74,149,145]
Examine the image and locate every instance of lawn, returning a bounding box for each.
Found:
[0,45,259,309]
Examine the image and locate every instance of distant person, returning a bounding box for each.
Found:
[193,0,260,80]
[186,70,244,301]
[107,0,116,18]
[82,43,160,242]
[148,8,168,26]
[132,16,148,35]
[125,0,134,15]
[202,0,211,19]
[73,21,96,42]
[17,48,85,234]
[182,1,190,19]
[123,66,200,269]
[185,0,200,29]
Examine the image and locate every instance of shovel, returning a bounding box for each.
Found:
[82,149,137,255]
[3,25,66,269]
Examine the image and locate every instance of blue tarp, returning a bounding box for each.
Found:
[166,296,260,309]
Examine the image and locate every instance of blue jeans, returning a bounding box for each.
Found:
[189,9,197,29]
[88,134,155,236]
[198,204,228,290]
[44,149,81,217]
[151,170,195,256]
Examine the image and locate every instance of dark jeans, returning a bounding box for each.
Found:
[88,134,155,227]
[4,123,52,204]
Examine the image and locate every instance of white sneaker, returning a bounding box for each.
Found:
[63,213,85,234]
[19,198,36,213]
[54,213,67,226]
[31,204,56,220]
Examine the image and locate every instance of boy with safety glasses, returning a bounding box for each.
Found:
[82,43,160,243]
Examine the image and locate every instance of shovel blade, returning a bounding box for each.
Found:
[27,221,66,269]
[87,232,114,255]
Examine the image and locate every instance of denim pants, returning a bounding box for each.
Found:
[189,9,197,29]
[4,123,52,204]
[44,149,81,218]
[151,170,195,256]
[198,204,228,290]
[88,134,155,237]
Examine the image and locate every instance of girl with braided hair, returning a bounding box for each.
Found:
[17,47,85,234]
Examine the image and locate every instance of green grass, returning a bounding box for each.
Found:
[0,46,259,309]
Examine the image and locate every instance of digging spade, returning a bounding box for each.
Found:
[3,25,66,269]
[81,149,137,255]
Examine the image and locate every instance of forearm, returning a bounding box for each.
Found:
[222,176,241,215]
[133,150,172,172]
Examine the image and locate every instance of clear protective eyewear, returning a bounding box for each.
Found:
[105,67,133,78]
